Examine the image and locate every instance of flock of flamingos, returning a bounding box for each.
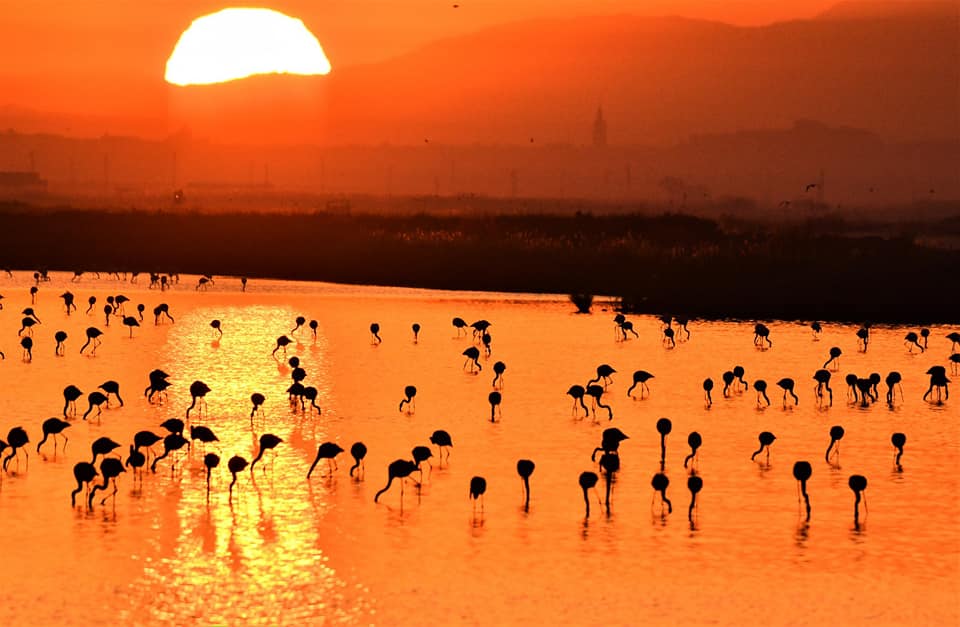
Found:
[0,270,957,530]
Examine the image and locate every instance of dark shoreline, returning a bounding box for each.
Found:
[1,205,958,325]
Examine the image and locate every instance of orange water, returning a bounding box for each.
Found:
[0,273,956,625]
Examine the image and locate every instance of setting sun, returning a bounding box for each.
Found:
[165,7,331,86]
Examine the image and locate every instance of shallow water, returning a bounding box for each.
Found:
[0,272,956,626]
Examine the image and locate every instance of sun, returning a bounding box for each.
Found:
[165,8,331,86]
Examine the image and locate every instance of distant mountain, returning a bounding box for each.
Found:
[816,1,959,20]
[313,7,958,145]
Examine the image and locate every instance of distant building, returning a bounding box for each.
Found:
[592,107,608,148]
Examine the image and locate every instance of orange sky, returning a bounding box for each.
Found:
[1,1,836,116]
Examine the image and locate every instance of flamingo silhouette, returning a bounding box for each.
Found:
[85,296,96,315]
[793,461,812,521]
[99,381,123,407]
[588,365,616,388]
[600,453,619,512]
[651,473,672,514]
[481,332,492,357]
[250,393,266,420]
[579,471,600,518]
[273,335,293,357]
[20,336,32,362]
[591,428,629,462]
[161,418,185,436]
[307,441,343,478]
[856,326,870,352]
[251,433,283,473]
[488,391,502,421]
[567,385,589,418]
[291,316,306,335]
[151,434,189,474]
[703,378,714,407]
[721,371,735,397]
[71,462,97,506]
[452,317,468,336]
[471,320,491,340]
[203,452,220,494]
[825,425,845,463]
[470,476,488,512]
[153,303,174,324]
[61,291,76,314]
[754,323,772,348]
[904,332,924,353]
[627,371,654,398]
[891,433,906,468]
[370,323,382,344]
[923,366,949,403]
[950,353,960,375]
[309,320,319,340]
[751,431,776,464]
[136,304,145,321]
[620,320,639,340]
[462,346,482,373]
[430,430,453,462]
[586,385,613,420]
[733,366,748,391]
[210,320,223,338]
[684,431,702,469]
[753,380,770,406]
[82,392,109,421]
[777,378,798,406]
[186,380,211,420]
[398,385,417,413]
[676,317,691,340]
[813,370,833,405]
[656,418,672,467]
[492,361,506,389]
[948,332,960,352]
[18,317,38,337]
[412,323,421,342]
[811,321,822,339]
[228,456,249,497]
[663,328,676,348]
[823,347,842,370]
[687,475,703,523]
[349,442,368,478]
[125,445,146,483]
[37,418,70,454]
[54,330,67,355]
[63,386,83,417]
[885,372,903,404]
[144,369,171,403]
[303,386,322,414]
[189,425,218,453]
[412,446,433,482]
[517,459,535,511]
[849,475,867,525]
[103,304,113,325]
[374,459,419,503]
[122,316,139,337]
[90,437,121,465]
[80,327,103,355]
[88,458,125,508]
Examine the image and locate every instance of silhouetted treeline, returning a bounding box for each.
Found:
[0,205,957,323]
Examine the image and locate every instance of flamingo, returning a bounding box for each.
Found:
[125,445,146,483]
[813,370,833,405]
[307,442,344,478]
[849,475,868,525]
[452,317,468,336]
[823,347,842,370]
[488,391,502,421]
[203,453,220,494]
[349,442,368,478]
[923,366,949,403]
[586,385,613,420]
[373,459,419,503]
[430,430,453,461]
[189,425,219,452]
[733,366,748,391]
[228,456,249,497]
[412,323,421,342]
[82,392,109,421]
[627,370,654,398]
[777,378,798,406]
[99,381,124,407]
[754,323,772,348]
[588,364,616,388]
[684,431,702,470]
[370,323,382,344]
[54,330,67,355]
[579,471,600,518]
[753,380,770,406]
[61,291,76,314]
[250,393,266,420]
[470,476,488,512]
[412,446,433,482]
[591,428,629,462]
[751,431,776,464]
[291,316,306,335]
[517,459,535,511]
[398,385,417,413]
[90,437,121,465]
[687,475,703,523]
[309,320,318,340]
[151,434,189,474]
[153,303,174,324]
[62,385,82,417]
[663,327,676,348]
[492,361,506,389]
[70,462,97,506]
[825,425,845,463]
[721,371,735,397]
[251,434,283,473]
[567,385,589,417]
[904,332,924,353]
[656,418,672,467]
[948,332,960,352]
[79,327,103,355]
[891,433,906,467]
[122,316,139,337]
[37,418,70,454]
[856,326,870,352]
[88,458,125,508]
[210,320,222,338]
[273,335,293,357]
[793,461,813,522]
[703,378,714,407]
[160,418,185,436]
[3,427,29,471]
[86,296,96,315]
[811,321,822,339]
[20,337,32,362]
[651,473,672,514]
[186,380,211,420]
[885,372,903,404]
[600,453,619,512]
[462,346,482,373]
